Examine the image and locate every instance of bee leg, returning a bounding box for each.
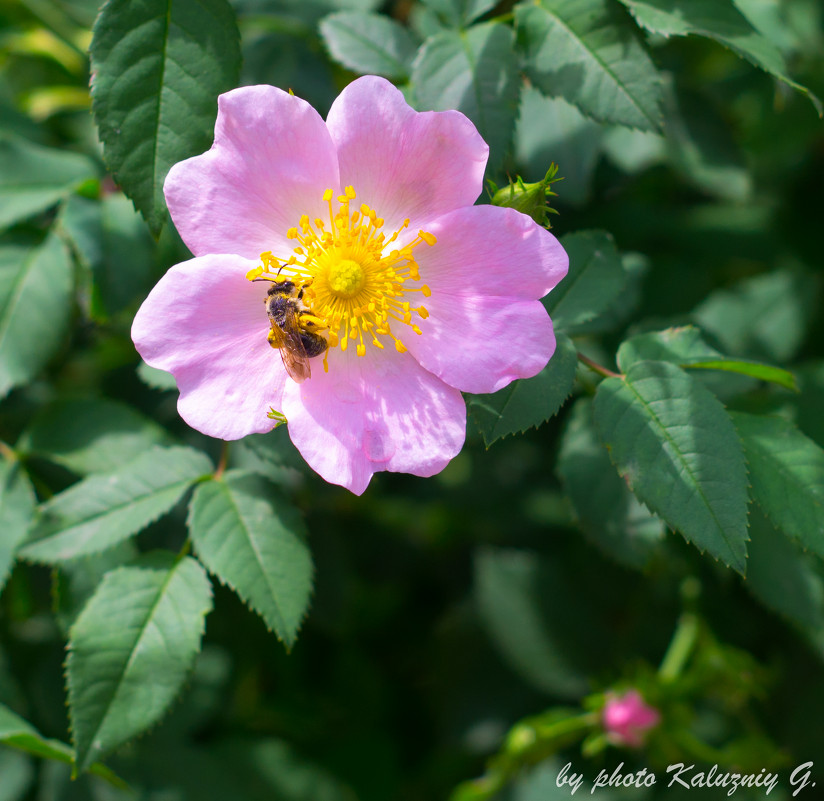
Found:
[300,313,328,332]
[296,277,314,299]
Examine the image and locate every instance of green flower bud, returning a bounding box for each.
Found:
[489,164,562,228]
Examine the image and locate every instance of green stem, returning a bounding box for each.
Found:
[577,352,622,379]
[659,613,700,682]
[214,441,229,480]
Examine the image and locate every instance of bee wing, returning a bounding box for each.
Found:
[276,305,312,383]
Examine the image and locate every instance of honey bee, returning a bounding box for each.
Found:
[259,280,327,383]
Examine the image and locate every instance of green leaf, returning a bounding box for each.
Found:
[412,22,520,169]
[189,471,313,648]
[515,0,664,131]
[467,332,577,447]
[420,0,496,27]
[59,194,156,318]
[662,84,752,202]
[616,0,822,115]
[746,512,824,658]
[0,458,36,595]
[319,12,417,79]
[53,541,140,636]
[686,360,796,391]
[0,748,33,801]
[732,412,824,556]
[474,548,591,698]
[545,230,628,333]
[514,87,602,208]
[0,703,125,787]
[20,446,212,564]
[137,359,178,391]
[89,0,241,235]
[67,555,213,773]
[17,396,172,475]
[692,269,818,363]
[0,137,97,232]
[557,399,664,569]
[617,325,722,370]
[619,326,798,391]
[593,360,750,573]
[0,232,73,400]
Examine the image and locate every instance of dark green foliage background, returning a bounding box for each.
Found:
[1,0,824,798]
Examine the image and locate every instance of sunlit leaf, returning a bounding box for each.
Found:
[90,0,241,234]
[468,333,577,447]
[20,446,212,563]
[68,555,213,773]
[189,471,313,648]
[593,360,749,573]
[515,0,663,131]
[0,232,73,400]
[412,22,519,168]
[319,12,417,79]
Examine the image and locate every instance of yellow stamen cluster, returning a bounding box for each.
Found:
[246,186,435,372]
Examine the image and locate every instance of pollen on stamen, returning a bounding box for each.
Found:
[259,186,437,365]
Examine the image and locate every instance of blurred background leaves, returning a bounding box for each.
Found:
[0,0,823,798]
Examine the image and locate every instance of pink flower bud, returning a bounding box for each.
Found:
[602,690,660,747]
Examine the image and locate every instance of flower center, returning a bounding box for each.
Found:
[327,259,365,298]
[247,186,436,373]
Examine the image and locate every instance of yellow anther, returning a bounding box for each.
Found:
[261,187,436,364]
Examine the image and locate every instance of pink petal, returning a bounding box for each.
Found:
[165,85,340,260]
[132,255,288,440]
[325,76,488,235]
[402,206,567,394]
[421,205,569,300]
[281,346,466,495]
[405,295,556,395]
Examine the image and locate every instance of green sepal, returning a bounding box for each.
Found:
[488,164,562,227]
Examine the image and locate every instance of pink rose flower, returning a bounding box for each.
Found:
[602,690,661,747]
[132,76,568,494]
